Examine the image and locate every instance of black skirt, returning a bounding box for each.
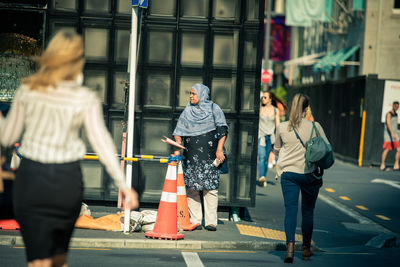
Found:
[13,158,83,261]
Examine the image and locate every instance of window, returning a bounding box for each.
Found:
[246,0,260,20]
[52,0,76,10]
[117,0,131,14]
[213,32,239,68]
[111,118,125,154]
[112,71,128,108]
[241,75,256,111]
[149,0,176,17]
[181,32,205,66]
[147,31,173,64]
[84,0,110,13]
[211,76,236,112]
[83,70,107,103]
[84,28,109,61]
[144,73,171,107]
[181,0,208,18]
[141,119,172,155]
[115,29,130,62]
[51,24,76,35]
[213,0,240,20]
[243,32,258,69]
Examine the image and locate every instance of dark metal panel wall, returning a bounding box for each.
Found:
[42,0,264,207]
[287,76,366,164]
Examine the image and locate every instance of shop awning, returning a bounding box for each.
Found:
[284,52,326,66]
[313,46,360,72]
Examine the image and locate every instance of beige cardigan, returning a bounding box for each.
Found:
[274,118,330,177]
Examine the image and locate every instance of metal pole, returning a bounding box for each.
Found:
[124,6,139,234]
[264,0,272,91]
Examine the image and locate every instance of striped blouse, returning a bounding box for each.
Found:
[0,80,127,190]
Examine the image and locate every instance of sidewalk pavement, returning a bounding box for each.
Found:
[0,168,296,252]
[2,162,391,252]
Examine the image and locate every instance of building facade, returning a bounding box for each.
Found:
[0,0,265,207]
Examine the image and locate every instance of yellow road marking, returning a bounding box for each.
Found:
[356,205,368,211]
[324,188,335,192]
[14,246,112,251]
[70,248,112,250]
[375,215,391,221]
[261,227,303,242]
[339,196,351,201]
[236,224,265,238]
[324,252,374,255]
[181,250,256,253]
[236,225,304,243]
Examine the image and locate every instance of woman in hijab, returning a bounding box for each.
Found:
[173,84,228,231]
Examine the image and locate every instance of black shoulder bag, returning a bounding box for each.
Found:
[293,122,334,179]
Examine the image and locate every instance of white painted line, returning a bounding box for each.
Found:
[318,194,371,224]
[318,194,393,234]
[371,178,400,190]
[296,227,329,233]
[182,252,205,267]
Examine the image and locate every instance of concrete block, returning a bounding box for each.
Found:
[176,240,202,250]
[366,233,396,248]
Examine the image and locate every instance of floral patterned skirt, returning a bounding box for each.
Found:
[182,128,227,191]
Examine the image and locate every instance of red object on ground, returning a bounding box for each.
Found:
[0,219,20,230]
[145,155,184,240]
[176,161,197,231]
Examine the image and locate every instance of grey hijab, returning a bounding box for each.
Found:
[173,84,227,137]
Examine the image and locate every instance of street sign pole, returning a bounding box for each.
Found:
[123,0,149,235]
[124,4,139,234]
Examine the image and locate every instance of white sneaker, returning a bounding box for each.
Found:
[258,176,266,187]
[263,181,267,187]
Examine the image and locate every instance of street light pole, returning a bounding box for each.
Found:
[264,0,272,91]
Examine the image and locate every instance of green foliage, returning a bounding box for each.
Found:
[271,86,287,103]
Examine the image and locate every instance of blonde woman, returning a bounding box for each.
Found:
[0,31,138,267]
[274,93,330,263]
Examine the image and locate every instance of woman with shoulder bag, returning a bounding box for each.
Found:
[0,31,139,267]
[173,83,228,231]
[274,93,330,263]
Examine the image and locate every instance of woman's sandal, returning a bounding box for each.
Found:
[380,166,390,171]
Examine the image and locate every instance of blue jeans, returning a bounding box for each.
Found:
[280,172,322,247]
[258,136,272,178]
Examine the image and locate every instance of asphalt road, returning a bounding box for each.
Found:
[1,161,399,266]
[321,162,400,233]
[249,161,399,249]
[1,246,399,267]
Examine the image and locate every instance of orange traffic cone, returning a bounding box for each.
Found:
[145,154,184,240]
[0,219,20,230]
[177,161,197,231]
